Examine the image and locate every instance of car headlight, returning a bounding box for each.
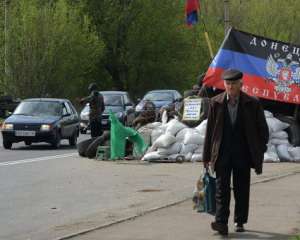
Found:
[2,123,13,130]
[40,124,51,131]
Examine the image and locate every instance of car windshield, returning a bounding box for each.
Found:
[103,95,123,106]
[14,101,63,116]
[144,92,174,101]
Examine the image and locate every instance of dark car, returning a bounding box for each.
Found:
[1,98,80,149]
[135,89,183,116]
[79,91,135,133]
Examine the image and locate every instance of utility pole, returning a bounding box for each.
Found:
[4,0,9,79]
[224,0,230,35]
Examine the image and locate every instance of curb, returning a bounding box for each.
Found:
[54,169,300,240]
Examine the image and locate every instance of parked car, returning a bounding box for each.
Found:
[1,98,79,149]
[79,91,135,133]
[135,89,183,116]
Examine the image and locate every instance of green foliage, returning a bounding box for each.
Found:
[3,0,104,99]
[2,0,300,100]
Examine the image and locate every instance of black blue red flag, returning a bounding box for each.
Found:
[185,0,200,26]
[203,28,300,104]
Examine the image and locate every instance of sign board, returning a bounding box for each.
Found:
[182,98,202,121]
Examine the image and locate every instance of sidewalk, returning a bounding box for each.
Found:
[61,163,300,240]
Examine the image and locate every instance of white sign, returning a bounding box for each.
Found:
[182,98,202,121]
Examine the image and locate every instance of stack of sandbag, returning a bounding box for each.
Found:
[142,119,207,162]
[264,110,292,162]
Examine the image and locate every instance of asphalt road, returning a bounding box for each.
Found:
[0,133,90,163]
[1,132,299,240]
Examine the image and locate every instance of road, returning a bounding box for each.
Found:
[0,132,299,240]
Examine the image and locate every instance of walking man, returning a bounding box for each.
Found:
[203,69,269,235]
[80,83,105,137]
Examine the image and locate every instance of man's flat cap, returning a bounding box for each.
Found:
[222,69,243,81]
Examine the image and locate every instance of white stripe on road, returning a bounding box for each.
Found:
[0,153,78,167]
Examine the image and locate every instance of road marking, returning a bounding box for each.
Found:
[0,153,78,167]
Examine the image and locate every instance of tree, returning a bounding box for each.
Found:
[3,0,104,99]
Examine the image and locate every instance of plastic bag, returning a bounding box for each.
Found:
[110,112,148,160]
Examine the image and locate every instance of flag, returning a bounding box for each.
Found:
[185,0,200,26]
[203,28,300,104]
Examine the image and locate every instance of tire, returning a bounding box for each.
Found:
[25,141,32,146]
[3,140,12,149]
[77,138,95,157]
[69,132,77,146]
[80,129,87,134]
[51,130,61,149]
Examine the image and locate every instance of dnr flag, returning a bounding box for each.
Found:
[185,0,200,26]
[203,28,300,104]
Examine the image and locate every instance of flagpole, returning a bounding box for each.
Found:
[200,12,214,60]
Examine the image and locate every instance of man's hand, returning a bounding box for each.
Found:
[203,161,210,169]
[255,168,262,175]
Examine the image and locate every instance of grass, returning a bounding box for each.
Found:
[289,236,300,240]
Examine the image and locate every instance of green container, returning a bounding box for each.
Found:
[96,146,111,160]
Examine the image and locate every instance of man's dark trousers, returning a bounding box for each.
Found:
[215,163,250,224]
[90,119,102,138]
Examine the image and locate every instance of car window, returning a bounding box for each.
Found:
[144,92,174,101]
[103,95,123,106]
[14,101,63,116]
[64,102,72,115]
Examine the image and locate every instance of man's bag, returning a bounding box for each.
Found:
[203,168,216,215]
[192,168,216,215]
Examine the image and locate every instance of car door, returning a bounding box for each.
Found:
[60,102,75,138]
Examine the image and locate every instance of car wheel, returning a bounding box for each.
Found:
[3,140,12,149]
[25,141,32,146]
[51,130,61,149]
[69,132,77,146]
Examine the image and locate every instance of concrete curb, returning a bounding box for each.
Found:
[55,169,300,240]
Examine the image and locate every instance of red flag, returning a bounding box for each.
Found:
[185,0,200,26]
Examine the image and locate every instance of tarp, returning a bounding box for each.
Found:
[203,28,300,104]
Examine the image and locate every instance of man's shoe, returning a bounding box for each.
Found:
[234,223,245,232]
[211,222,228,235]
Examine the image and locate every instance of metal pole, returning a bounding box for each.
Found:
[224,0,230,35]
[4,0,8,78]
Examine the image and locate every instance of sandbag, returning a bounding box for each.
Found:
[276,144,293,161]
[137,126,152,146]
[264,144,279,162]
[195,120,207,136]
[288,147,300,161]
[152,133,176,149]
[157,142,182,155]
[142,151,162,161]
[144,122,162,129]
[270,138,290,146]
[191,153,203,162]
[180,143,199,155]
[77,138,95,157]
[151,126,167,144]
[266,117,289,133]
[165,119,187,136]
[194,145,204,154]
[271,131,288,139]
[264,110,273,118]
[183,130,204,145]
[184,152,193,161]
[175,128,192,142]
